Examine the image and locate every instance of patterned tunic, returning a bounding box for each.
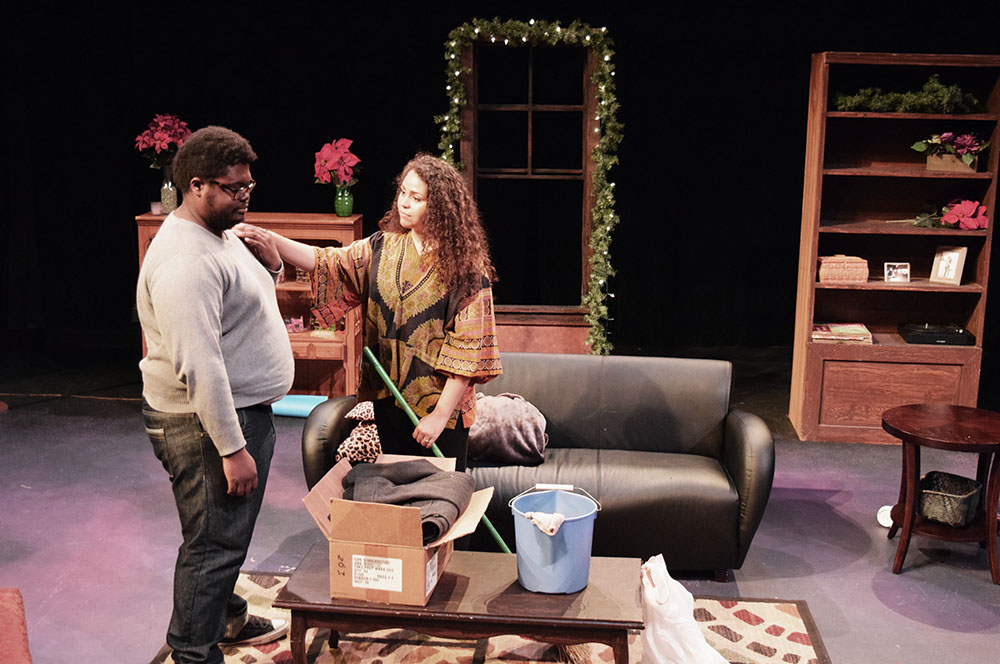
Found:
[311,231,501,427]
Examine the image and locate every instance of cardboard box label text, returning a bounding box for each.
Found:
[352,554,403,592]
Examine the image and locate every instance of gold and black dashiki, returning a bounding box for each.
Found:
[310,230,501,428]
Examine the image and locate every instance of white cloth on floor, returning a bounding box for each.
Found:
[640,554,726,664]
[524,511,565,535]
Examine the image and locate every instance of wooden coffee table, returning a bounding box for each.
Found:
[273,543,643,663]
[882,403,1000,584]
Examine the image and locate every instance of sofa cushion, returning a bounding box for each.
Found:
[470,447,740,568]
[595,450,739,565]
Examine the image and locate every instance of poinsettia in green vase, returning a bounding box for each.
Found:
[314,138,360,216]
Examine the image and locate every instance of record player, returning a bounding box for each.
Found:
[899,323,975,346]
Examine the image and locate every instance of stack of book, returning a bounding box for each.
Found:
[811,323,873,344]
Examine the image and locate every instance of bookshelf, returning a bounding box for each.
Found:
[789,52,1000,443]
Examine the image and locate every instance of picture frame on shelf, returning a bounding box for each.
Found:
[884,262,910,283]
[929,246,968,286]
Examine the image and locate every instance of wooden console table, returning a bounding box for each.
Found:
[882,403,1000,584]
[136,212,364,397]
[274,543,643,664]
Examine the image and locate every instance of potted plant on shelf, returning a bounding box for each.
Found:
[135,113,191,214]
[911,132,989,172]
[314,139,360,217]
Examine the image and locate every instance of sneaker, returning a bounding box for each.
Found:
[219,615,289,647]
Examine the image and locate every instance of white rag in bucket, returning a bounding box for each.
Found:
[524,511,565,535]
[641,554,726,664]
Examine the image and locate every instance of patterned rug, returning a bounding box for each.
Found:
[149,573,831,664]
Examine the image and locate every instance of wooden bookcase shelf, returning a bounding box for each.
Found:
[819,220,988,235]
[136,211,363,398]
[827,112,999,120]
[789,52,1000,443]
[823,166,993,178]
[814,279,983,292]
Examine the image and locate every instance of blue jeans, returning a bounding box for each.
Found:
[143,401,275,664]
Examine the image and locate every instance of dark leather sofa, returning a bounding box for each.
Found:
[301,352,774,579]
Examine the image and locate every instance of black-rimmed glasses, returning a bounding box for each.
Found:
[209,179,257,199]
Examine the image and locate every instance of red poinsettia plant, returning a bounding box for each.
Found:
[314,138,360,188]
[912,199,989,230]
[135,113,191,169]
[942,199,989,230]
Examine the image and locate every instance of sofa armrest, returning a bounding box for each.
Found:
[301,396,357,489]
[722,409,774,567]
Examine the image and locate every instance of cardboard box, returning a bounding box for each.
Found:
[303,454,493,606]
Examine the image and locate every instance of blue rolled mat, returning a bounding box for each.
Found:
[272,394,328,417]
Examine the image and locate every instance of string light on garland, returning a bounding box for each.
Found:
[435,18,623,354]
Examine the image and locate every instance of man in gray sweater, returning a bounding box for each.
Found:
[137,126,295,664]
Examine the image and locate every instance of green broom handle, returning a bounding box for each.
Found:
[362,346,512,554]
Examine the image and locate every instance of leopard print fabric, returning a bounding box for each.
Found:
[336,401,381,464]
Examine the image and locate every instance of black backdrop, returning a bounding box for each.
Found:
[4,2,1000,357]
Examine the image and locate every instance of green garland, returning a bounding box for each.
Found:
[435,18,623,355]
[834,74,981,113]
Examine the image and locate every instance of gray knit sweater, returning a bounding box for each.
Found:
[137,213,295,455]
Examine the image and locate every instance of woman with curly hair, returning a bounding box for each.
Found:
[235,153,501,470]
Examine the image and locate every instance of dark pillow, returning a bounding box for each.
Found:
[468,393,548,465]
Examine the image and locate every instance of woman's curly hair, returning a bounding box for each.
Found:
[379,154,497,295]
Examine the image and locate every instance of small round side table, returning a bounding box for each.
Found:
[881,403,1000,584]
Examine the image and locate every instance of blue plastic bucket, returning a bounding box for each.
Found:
[509,486,599,593]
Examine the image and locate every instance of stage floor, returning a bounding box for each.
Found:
[1,334,998,663]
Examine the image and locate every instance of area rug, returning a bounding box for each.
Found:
[694,595,831,664]
[149,573,831,664]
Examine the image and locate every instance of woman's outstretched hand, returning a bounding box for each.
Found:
[232,223,281,271]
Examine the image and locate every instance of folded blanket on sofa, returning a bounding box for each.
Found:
[343,459,475,543]
[468,393,548,466]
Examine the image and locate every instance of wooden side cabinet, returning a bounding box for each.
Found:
[789,52,1000,443]
[136,212,364,397]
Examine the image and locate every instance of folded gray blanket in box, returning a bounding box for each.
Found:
[342,459,475,544]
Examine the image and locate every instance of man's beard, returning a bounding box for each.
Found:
[204,209,243,233]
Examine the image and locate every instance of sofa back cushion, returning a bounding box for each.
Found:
[478,353,732,458]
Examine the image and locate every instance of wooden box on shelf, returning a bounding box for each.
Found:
[789,52,1000,444]
[136,211,364,397]
[926,154,978,173]
[818,254,869,282]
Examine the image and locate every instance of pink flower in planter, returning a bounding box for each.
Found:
[912,131,988,162]
[953,134,980,155]
[942,199,989,230]
[314,138,360,187]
